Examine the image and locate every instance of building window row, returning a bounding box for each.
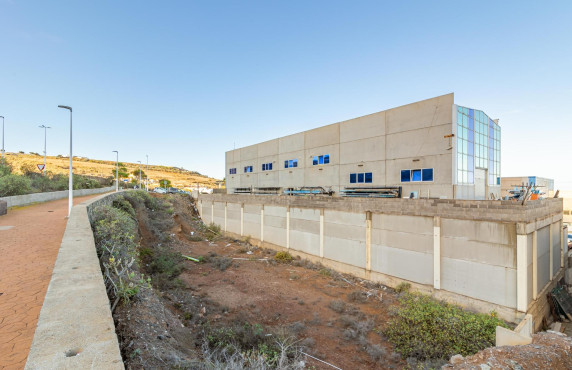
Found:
[229,168,237,174]
[401,168,433,182]
[313,154,330,165]
[284,159,298,168]
[244,166,253,173]
[350,172,372,184]
[262,163,273,171]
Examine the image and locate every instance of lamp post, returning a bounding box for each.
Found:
[146,154,149,192]
[112,150,119,192]
[39,125,51,176]
[137,160,141,189]
[1,115,4,163]
[57,105,73,218]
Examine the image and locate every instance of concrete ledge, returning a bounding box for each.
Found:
[1,186,115,208]
[25,192,123,369]
[496,326,532,346]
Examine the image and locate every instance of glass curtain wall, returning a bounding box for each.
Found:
[456,106,500,185]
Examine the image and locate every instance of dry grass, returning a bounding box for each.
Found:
[4,152,220,189]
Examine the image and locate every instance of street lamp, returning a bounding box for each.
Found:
[137,160,141,189]
[39,125,51,176]
[57,105,73,218]
[1,115,4,163]
[112,151,119,192]
[146,154,149,192]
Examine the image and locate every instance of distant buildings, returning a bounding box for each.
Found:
[501,176,555,199]
[226,93,501,199]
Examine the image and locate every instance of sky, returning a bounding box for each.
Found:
[0,1,571,188]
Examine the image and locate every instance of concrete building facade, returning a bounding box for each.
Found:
[226,93,501,200]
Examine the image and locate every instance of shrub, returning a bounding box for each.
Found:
[384,292,508,361]
[112,197,136,219]
[211,257,233,271]
[274,251,293,263]
[347,291,368,303]
[0,162,13,177]
[0,174,31,196]
[328,299,346,313]
[395,282,411,293]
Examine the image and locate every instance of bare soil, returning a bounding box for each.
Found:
[115,194,406,369]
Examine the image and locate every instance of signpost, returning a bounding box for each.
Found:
[37,164,45,172]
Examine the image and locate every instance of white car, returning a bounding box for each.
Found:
[153,187,167,194]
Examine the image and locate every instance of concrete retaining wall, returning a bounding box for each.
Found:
[26,192,123,369]
[1,186,115,208]
[199,194,565,326]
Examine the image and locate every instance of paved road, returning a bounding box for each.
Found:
[0,194,103,370]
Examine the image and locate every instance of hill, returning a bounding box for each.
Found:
[2,152,221,189]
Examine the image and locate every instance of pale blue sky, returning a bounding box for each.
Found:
[1,1,571,188]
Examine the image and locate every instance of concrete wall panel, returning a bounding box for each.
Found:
[537,225,550,291]
[324,237,366,268]
[243,204,261,239]
[258,139,279,157]
[340,112,385,143]
[442,219,515,246]
[441,257,517,308]
[279,132,304,153]
[385,93,453,135]
[552,223,561,278]
[226,203,242,234]
[370,245,433,284]
[339,137,385,164]
[305,123,339,148]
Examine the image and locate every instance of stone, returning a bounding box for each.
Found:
[450,354,464,365]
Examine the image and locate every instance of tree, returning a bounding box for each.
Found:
[112,163,129,179]
[131,169,146,178]
[158,179,171,188]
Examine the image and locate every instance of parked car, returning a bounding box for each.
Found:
[168,187,180,194]
[153,187,167,194]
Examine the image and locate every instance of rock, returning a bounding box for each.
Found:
[479,364,491,370]
[450,354,464,365]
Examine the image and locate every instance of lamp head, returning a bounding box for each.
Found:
[58,105,72,112]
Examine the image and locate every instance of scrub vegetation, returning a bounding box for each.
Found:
[384,292,509,365]
[0,161,107,197]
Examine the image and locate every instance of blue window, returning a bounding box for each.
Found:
[244,166,253,173]
[411,169,422,182]
[313,154,330,166]
[262,162,272,171]
[422,168,433,182]
[469,109,474,117]
[401,170,411,182]
[229,168,236,174]
[350,172,373,184]
[262,164,265,171]
[285,159,298,168]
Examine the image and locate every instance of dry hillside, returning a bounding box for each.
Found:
[3,152,221,189]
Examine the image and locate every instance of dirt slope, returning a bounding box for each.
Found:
[3,152,220,189]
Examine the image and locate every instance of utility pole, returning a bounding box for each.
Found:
[137,161,141,189]
[146,154,149,192]
[112,151,119,192]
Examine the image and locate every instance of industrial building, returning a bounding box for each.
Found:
[226,93,501,200]
[501,176,555,199]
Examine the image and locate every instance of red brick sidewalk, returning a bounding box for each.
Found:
[0,194,104,370]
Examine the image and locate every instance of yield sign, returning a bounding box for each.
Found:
[37,164,45,171]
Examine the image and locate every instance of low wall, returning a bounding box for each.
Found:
[199,194,565,326]
[25,192,123,369]
[1,185,115,208]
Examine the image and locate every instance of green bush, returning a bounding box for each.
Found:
[0,174,32,196]
[112,197,136,219]
[384,292,508,361]
[274,251,293,263]
[0,162,13,177]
